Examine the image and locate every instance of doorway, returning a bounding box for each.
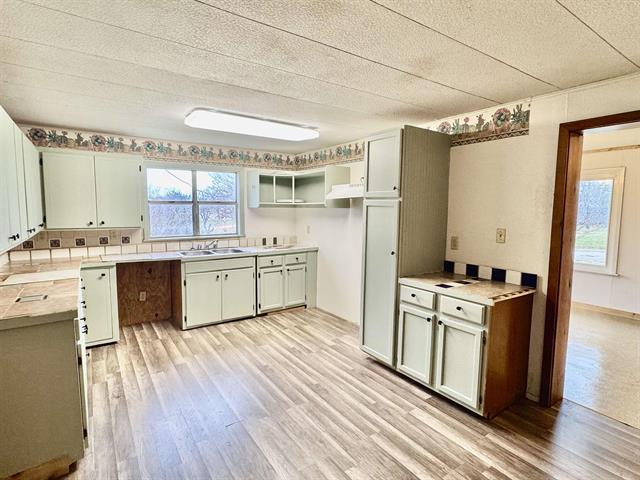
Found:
[562,125,640,427]
[540,110,640,412]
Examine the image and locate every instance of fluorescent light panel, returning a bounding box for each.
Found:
[184,109,319,141]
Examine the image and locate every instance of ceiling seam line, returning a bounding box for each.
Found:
[15,0,496,108]
[191,0,501,104]
[554,0,640,69]
[369,0,560,89]
[0,59,431,124]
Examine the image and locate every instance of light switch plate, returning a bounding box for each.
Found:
[450,236,459,250]
[139,291,147,301]
[496,228,507,243]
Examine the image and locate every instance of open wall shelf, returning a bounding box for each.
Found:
[248,165,350,208]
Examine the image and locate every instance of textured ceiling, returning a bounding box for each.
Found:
[0,0,638,153]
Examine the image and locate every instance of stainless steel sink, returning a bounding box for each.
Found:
[213,248,246,254]
[179,250,216,257]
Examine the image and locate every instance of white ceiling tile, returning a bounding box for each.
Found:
[558,0,640,67]
[376,0,637,88]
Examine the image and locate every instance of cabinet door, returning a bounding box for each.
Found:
[43,152,97,228]
[95,155,141,228]
[396,304,434,385]
[81,268,115,345]
[185,271,222,327]
[360,199,399,366]
[222,267,255,320]
[364,129,402,198]
[258,266,284,313]
[285,264,306,307]
[22,134,44,234]
[434,317,484,410]
[12,126,28,242]
[0,108,25,250]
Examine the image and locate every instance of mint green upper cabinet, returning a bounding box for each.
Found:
[43,152,97,229]
[94,156,141,228]
[42,152,141,229]
[0,108,26,249]
[364,129,402,198]
[21,133,44,235]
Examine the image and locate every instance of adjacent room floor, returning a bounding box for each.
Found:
[70,308,640,480]
[564,304,640,429]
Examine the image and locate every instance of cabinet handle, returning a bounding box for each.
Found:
[224,273,228,279]
[438,320,443,325]
[88,221,94,226]
[216,274,220,280]
[390,251,395,255]
[99,221,105,226]
[38,223,44,228]
[100,273,106,278]
[426,317,431,323]
[393,186,398,190]
[456,306,463,311]
[270,260,274,264]
[8,234,17,241]
[410,293,416,298]
[81,325,89,334]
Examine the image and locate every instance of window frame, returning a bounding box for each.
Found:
[573,166,625,276]
[142,161,245,241]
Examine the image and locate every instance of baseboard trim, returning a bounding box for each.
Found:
[572,301,639,321]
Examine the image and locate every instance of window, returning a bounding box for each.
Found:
[145,164,243,239]
[574,167,625,275]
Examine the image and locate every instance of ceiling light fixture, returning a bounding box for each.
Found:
[184,109,319,141]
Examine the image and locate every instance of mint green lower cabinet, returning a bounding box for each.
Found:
[434,316,484,410]
[396,304,434,385]
[185,271,222,327]
[80,266,119,347]
[258,266,284,313]
[222,267,255,320]
[285,264,306,307]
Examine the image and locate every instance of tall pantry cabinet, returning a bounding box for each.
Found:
[360,126,450,366]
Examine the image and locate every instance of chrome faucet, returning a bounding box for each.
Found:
[190,239,218,250]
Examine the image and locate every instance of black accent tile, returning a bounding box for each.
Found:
[443,260,454,273]
[49,238,61,248]
[521,272,538,289]
[491,268,506,282]
[435,283,454,288]
[22,240,34,250]
[465,264,479,277]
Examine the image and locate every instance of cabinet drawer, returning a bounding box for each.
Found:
[184,256,255,274]
[285,253,306,265]
[258,255,283,268]
[400,285,435,310]
[440,295,485,325]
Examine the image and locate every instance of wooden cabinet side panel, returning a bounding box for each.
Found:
[398,127,450,277]
[483,295,534,418]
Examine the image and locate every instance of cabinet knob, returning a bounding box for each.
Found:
[438,320,443,325]
[426,317,431,322]
[390,251,395,256]
[38,223,44,228]
[393,186,397,190]
[100,273,106,278]
[270,260,274,264]
[224,273,228,279]
[216,274,220,280]
[456,306,463,311]
[88,221,94,226]
[99,221,105,226]
[410,293,416,298]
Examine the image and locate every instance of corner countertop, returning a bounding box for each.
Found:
[0,245,318,329]
[400,272,535,306]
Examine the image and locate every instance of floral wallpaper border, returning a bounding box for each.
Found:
[21,125,364,170]
[426,100,531,146]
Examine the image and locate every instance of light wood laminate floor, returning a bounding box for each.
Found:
[69,308,640,480]
[565,304,640,428]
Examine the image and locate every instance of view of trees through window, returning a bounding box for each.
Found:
[147,168,239,238]
[574,178,613,266]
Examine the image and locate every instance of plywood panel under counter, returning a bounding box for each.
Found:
[116,261,181,326]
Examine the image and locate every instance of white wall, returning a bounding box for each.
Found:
[439,72,640,400]
[295,162,364,323]
[572,128,640,314]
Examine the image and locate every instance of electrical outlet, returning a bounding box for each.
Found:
[450,236,459,250]
[139,291,147,301]
[496,228,507,244]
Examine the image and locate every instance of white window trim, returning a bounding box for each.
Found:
[142,161,245,241]
[574,166,625,276]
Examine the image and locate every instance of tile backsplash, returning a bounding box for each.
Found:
[9,229,297,262]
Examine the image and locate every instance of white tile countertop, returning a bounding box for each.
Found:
[400,272,535,306]
[0,245,318,329]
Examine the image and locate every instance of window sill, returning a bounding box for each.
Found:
[573,265,619,277]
